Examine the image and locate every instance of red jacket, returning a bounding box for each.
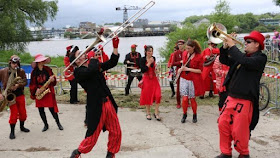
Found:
[167,53,174,68]
[171,50,183,70]
[180,51,204,96]
[64,56,75,81]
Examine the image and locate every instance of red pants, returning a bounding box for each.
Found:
[9,95,27,124]
[182,96,197,114]
[78,98,122,154]
[218,96,253,155]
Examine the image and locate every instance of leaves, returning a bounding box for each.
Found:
[0,0,58,51]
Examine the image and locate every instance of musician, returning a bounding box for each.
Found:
[87,45,109,63]
[139,45,161,121]
[172,40,185,109]
[64,45,79,104]
[167,45,178,98]
[177,40,203,123]
[200,41,219,99]
[213,55,229,112]
[216,31,267,158]
[29,54,63,132]
[69,37,121,158]
[0,55,30,139]
[124,44,142,96]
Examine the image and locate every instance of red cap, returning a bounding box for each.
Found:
[131,44,137,48]
[66,45,73,51]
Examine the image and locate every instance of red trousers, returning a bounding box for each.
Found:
[218,96,253,155]
[78,98,122,155]
[9,95,27,124]
[182,96,197,114]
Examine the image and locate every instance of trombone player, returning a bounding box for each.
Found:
[216,31,267,158]
[0,55,30,139]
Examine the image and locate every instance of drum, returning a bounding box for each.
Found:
[130,69,142,77]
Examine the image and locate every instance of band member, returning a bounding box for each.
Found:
[172,40,185,109]
[167,45,178,98]
[139,45,161,121]
[178,40,203,123]
[213,55,229,112]
[200,41,219,98]
[88,45,109,63]
[69,37,121,158]
[124,44,142,95]
[0,55,30,139]
[29,54,63,132]
[64,45,79,104]
[216,31,267,158]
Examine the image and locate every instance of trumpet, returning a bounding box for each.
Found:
[63,1,156,73]
[207,23,244,48]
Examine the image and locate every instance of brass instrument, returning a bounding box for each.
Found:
[173,53,194,84]
[0,68,24,112]
[203,54,218,66]
[63,1,156,73]
[207,23,244,48]
[36,75,54,100]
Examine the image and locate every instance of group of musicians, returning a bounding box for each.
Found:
[0,29,267,158]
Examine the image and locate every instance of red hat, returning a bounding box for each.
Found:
[66,45,73,51]
[31,54,51,68]
[244,31,265,50]
[176,40,185,44]
[131,44,137,48]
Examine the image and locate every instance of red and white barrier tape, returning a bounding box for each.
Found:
[262,73,280,79]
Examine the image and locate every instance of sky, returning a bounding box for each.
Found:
[44,0,280,28]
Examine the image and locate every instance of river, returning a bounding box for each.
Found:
[26,36,168,62]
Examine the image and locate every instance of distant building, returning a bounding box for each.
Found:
[29,27,65,39]
[79,22,96,33]
[259,18,280,26]
[193,18,210,27]
[132,19,149,28]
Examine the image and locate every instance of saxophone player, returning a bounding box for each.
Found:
[0,55,30,139]
[29,54,63,132]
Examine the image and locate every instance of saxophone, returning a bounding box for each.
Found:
[35,75,54,100]
[0,68,24,112]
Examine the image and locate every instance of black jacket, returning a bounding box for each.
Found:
[124,52,141,75]
[220,46,267,130]
[140,56,156,73]
[74,53,119,137]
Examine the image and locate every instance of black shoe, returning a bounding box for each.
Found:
[238,155,250,158]
[153,114,161,121]
[146,114,152,120]
[171,92,175,98]
[70,101,77,104]
[192,114,197,123]
[181,114,187,123]
[215,153,232,158]
[57,123,64,130]
[9,132,15,139]
[20,121,30,132]
[106,151,115,158]
[199,96,204,99]
[42,124,49,132]
[209,91,214,97]
[70,149,81,158]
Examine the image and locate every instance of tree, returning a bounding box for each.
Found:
[274,0,280,6]
[0,0,58,51]
[235,13,259,33]
[210,0,238,33]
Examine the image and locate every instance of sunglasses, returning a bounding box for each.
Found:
[245,40,255,44]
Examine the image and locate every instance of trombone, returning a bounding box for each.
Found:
[63,1,156,73]
[207,23,244,48]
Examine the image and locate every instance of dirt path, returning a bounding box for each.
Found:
[0,102,279,158]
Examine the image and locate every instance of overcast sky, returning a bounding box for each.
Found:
[44,0,280,28]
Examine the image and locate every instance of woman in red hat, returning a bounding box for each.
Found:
[178,39,203,123]
[64,45,79,104]
[29,54,63,132]
[216,31,267,158]
[139,45,161,121]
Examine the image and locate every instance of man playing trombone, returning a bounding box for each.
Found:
[0,55,30,139]
[216,31,267,158]
[124,44,142,95]
[69,36,121,158]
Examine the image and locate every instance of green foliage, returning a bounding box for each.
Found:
[234,13,258,33]
[0,50,33,64]
[160,23,208,61]
[274,0,280,6]
[49,55,64,67]
[0,0,58,51]
[210,0,238,33]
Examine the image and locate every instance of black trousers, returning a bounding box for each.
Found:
[125,75,142,94]
[69,78,78,103]
[218,91,228,109]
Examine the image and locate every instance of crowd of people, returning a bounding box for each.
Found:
[0,29,267,158]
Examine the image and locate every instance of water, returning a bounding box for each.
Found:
[26,36,168,62]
